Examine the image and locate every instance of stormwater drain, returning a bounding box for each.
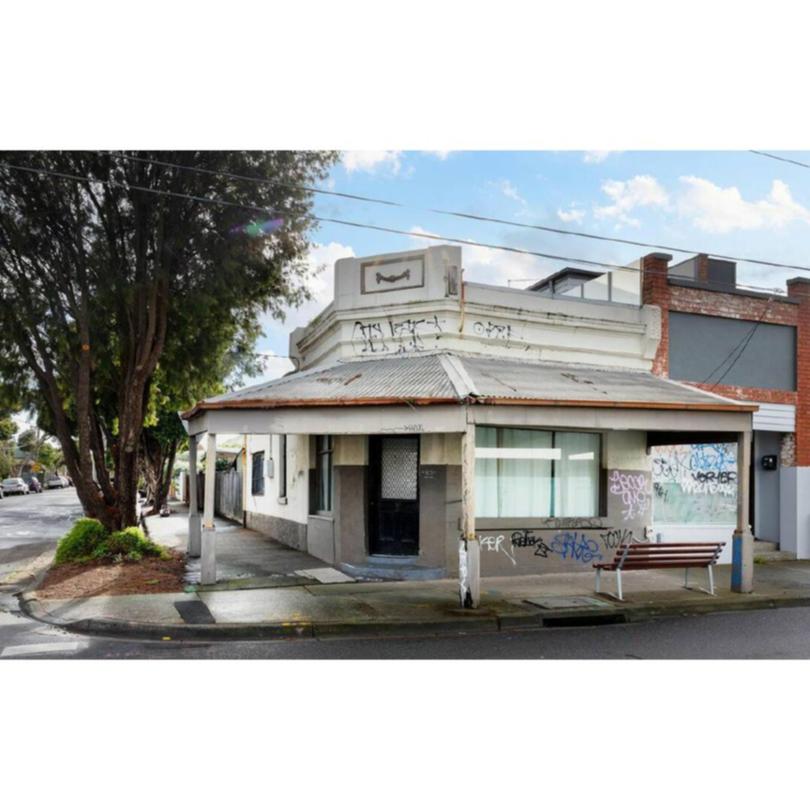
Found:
[174,600,216,625]
[541,613,626,628]
[523,596,627,628]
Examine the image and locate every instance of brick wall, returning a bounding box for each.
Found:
[642,252,806,464]
[787,278,810,465]
[641,253,671,376]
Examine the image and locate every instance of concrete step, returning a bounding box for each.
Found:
[754,550,796,563]
[754,541,779,553]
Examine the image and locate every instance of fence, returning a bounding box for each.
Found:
[180,469,243,523]
[215,468,243,523]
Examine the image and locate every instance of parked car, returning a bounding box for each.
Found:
[2,477,30,496]
[27,476,43,493]
[45,475,69,489]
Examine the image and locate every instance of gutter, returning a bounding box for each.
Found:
[182,394,756,420]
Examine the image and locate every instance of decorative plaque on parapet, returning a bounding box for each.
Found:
[361,254,425,294]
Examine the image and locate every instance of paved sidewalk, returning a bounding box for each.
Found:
[20,560,810,641]
[145,503,353,586]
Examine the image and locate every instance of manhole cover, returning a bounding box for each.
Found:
[524,596,613,610]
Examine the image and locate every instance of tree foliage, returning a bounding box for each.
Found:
[0,151,338,529]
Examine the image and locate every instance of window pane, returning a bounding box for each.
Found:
[251,452,264,496]
[475,427,552,518]
[499,429,552,517]
[554,432,600,517]
[278,435,287,498]
[315,436,333,512]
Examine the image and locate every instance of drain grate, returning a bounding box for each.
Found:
[174,600,216,625]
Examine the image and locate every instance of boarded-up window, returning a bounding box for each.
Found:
[668,311,796,390]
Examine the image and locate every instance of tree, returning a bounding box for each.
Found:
[0,415,16,478]
[0,151,338,530]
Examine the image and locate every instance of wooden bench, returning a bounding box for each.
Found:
[594,542,725,601]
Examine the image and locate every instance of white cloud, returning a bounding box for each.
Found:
[408,225,553,288]
[677,176,810,233]
[426,150,453,159]
[251,241,356,386]
[593,174,669,226]
[256,353,295,379]
[583,151,615,164]
[342,151,403,174]
[557,206,585,224]
[492,179,526,206]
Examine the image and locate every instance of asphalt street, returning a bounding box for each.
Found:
[3,489,810,659]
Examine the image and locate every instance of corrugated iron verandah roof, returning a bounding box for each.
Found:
[181,352,758,419]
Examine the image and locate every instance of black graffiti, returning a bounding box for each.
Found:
[353,320,388,353]
[692,470,736,484]
[473,320,514,344]
[510,529,552,558]
[353,316,443,354]
[600,528,635,550]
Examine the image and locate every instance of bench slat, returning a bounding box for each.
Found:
[617,542,724,549]
[596,561,720,571]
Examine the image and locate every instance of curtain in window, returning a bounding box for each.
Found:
[554,431,600,517]
[498,428,553,517]
[475,426,499,517]
[474,427,600,518]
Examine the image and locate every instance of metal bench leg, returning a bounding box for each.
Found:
[684,568,689,590]
[595,568,602,594]
[708,565,715,596]
[616,569,623,601]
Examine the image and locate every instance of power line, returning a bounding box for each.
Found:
[0,159,794,297]
[700,296,773,389]
[750,150,810,171]
[108,151,810,275]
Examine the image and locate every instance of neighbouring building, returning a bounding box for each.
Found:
[640,252,807,559]
[182,244,757,604]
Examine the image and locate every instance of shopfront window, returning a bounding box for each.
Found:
[475,427,601,518]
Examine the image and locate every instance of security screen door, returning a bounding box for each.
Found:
[368,435,420,556]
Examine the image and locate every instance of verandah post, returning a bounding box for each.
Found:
[459,418,481,608]
[731,429,754,593]
[201,431,217,585]
[187,432,201,557]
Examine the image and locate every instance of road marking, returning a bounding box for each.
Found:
[1,641,83,658]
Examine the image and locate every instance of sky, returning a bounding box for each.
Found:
[251,149,810,385]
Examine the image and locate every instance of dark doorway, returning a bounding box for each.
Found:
[368,435,420,556]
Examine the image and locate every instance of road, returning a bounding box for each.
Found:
[3,489,810,659]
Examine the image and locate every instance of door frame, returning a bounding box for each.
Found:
[367,434,421,557]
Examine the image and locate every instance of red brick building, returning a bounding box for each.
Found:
[641,252,808,556]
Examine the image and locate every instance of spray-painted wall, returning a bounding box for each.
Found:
[467,431,653,577]
[651,443,737,524]
[650,442,738,563]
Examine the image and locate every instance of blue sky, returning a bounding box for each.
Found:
[254,150,810,382]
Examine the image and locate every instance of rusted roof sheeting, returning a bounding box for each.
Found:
[182,352,757,418]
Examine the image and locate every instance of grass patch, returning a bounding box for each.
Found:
[54,519,170,565]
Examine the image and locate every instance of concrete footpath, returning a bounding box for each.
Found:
[19,560,810,641]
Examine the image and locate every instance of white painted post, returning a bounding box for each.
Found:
[459,420,481,608]
[201,432,217,585]
[732,430,754,593]
[188,433,201,557]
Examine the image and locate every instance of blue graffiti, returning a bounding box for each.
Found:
[690,443,736,472]
[550,531,603,564]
